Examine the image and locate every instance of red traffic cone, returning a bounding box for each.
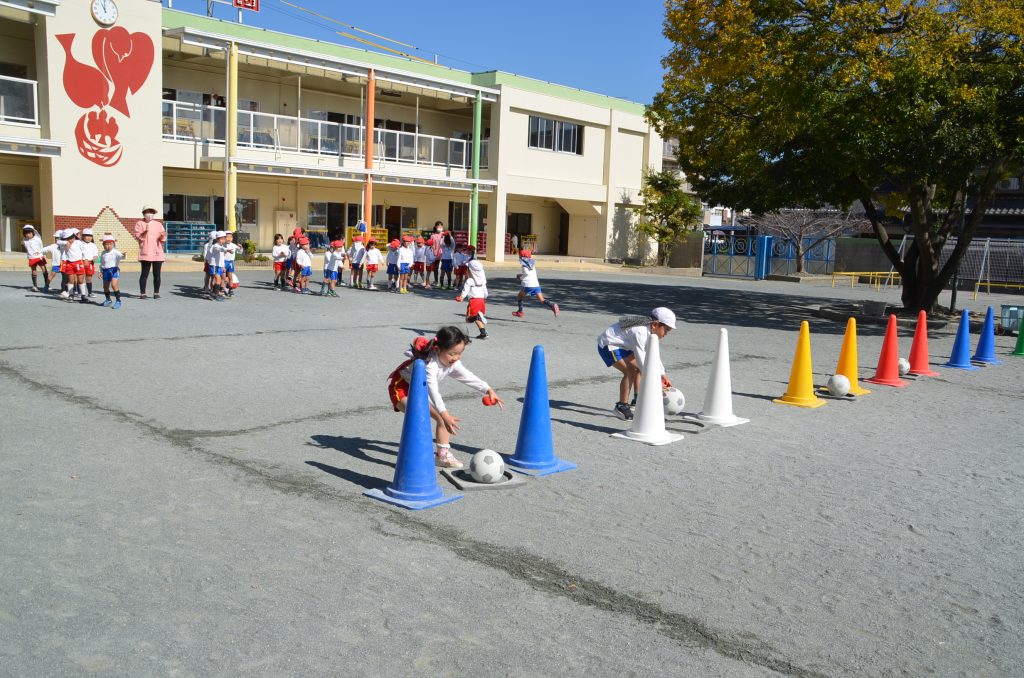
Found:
[864,314,906,387]
[907,310,939,377]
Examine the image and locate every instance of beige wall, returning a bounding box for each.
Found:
[40,0,162,246]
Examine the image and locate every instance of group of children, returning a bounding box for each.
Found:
[21,224,125,308]
[201,230,243,301]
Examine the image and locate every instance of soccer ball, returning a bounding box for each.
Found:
[826,374,851,397]
[469,449,505,484]
[662,387,685,415]
[897,358,911,376]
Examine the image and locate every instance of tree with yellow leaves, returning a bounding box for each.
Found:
[648,0,1023,312]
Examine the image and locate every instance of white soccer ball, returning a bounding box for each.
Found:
[897,358,911,376]
[662,387,686,415]
[826,374,851,397]
[469,449,505,484]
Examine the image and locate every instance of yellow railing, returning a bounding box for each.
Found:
[831,271,901,291]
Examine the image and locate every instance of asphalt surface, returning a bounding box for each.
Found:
[1,269,1021,677]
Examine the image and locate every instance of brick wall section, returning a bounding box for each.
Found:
[55,207,147,261]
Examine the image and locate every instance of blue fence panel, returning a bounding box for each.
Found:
[705,236,835,278]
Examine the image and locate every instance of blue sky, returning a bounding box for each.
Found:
[164,0,671,104]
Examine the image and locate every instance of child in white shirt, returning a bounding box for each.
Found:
[397,236,415,294]
[80,229,99,298]
[40,232,63,294]
[513,249,559,319]
[453,246,468,291]
[597,307,678,421]
[59,229,89,303]
[22,225,48,292]
[347,235,365,289]
[271,233,290,290]
[455,249,488,340]
[423,246,437,290]
[439,233,455,289]
[363,240,383,290]
[99,234,124,309]
[205,231,228,301]
[294,237,313,294]
[385,239,400,291]
[223,231,242,296]
[320,240,345,297]
[412,237,427,288]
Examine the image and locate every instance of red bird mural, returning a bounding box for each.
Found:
[56,33,109,110]
[91,27,154,118]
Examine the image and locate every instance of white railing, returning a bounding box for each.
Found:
[161,100,488,170]
[0,75,38,126]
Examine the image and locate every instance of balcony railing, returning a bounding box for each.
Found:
[161,100,488,170]
[662,138,679,159]
[0,75,38,126]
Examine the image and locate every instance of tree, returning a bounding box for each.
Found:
[647,0,1024,312]
[636,167,704,265]
[741,208,869,273]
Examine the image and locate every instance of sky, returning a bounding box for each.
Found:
[164,0,672,104]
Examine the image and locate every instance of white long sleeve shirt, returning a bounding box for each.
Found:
[295,249,313,268]
[519,260,540,288]
[460,260,487,299]
[348,243,365,265]
[23,235,43,259]
[325,250,344,272]
[62,240,85,263]
[41,243,61,264]
[597,321,665,376]
[414,245,427,262]
[81,242,99,263]
[206,243,227,268]
[399,354,490,414]
[397,245,414,265]
[385,247,399,266]
[271,244,290,262]
[364,248,383,265]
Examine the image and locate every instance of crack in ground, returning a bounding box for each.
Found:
[0,356,827,676]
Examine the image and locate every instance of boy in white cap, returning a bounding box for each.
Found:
[205,231,228,301]
[99,234,124,309]
[21,225,48,292]
[512,249,559,319]
[597,307,677,420]
[223,231,242,297]
[59,229,90,303]
[80,229,99,298]
[454,248,488,340]
[40,230,63,294]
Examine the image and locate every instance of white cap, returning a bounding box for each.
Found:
[651,307,677,329]
[54,229,66,239]
[142,205,158,214]
[67,228,80,236]
[82,228,93,236]
[102,234,116,242]
[209,230,217,240]
[215,230,227,238]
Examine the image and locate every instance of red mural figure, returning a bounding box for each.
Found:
[56,29,154,167]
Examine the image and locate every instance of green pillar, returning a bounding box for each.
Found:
[469,91,482,247]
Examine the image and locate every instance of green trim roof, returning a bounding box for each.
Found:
[162,8,646,115]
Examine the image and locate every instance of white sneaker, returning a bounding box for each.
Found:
[59,291,69,299]
[369,284,377,290]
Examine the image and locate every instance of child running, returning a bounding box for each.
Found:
[597,307,677,421]
[363,239,383,290]
[271,233,289,290]
[512,249,559,318]
[294,237,313,293]
[386,326,504,469]
[347,235,365,289]
[397,235,414,293]
[22,225,49,292]
[99,234,124,309]
[455,247,488,340]
[80,229,99,298]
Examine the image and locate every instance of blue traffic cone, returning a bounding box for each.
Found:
[365,359,462,509]
[971,306,1003,365]
[505,345,576,476]
[943,309,979,371]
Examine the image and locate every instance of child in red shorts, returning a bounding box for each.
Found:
[271,233,289,290]
[455,249,488,340]
[21,225,49,292]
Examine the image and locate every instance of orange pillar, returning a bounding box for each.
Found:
[363,69,375,228]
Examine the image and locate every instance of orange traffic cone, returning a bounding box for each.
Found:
[774,321,826,408]
[907,310,939,377]
[864,314,906,387]
[819,317,870,396]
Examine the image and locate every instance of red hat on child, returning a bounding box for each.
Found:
[464,245,476,253]
[353,235,363,242]
[416,237,425,244]
[390,239,400,248]
[402,235,413,243]
[330,240,343,248]
[299,237,310,245]
[520,249,532,258]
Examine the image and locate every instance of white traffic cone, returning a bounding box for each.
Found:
[685,328,749,428]
[611,333,684,446]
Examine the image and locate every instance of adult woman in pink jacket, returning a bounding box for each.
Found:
[132,205,166,298]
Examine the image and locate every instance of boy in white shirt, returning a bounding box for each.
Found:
[80,229,99,298]
[40,231,63,294]
[347,235,365,289]
[512,249,559,318]
[201,230,216,293]
[223,231,242,296]
[397,236,415,294]
[453,246,468,291]
[59,229,89,303]
[205,231,228,301]
[423,245,437,290]
[294,237,313,294]
[99,234,124,309]
[320,240,345,297]
[363,239,383,290]
[22,225,48,292]
[271,233,290,290]
[385,239,400,291]
[412,237,427,288]
[455,248,488,339]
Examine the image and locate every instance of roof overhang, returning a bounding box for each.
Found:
[163,27,499,103]
[0,135,63,158]
[0,0,59,19]
[226,158,495,192]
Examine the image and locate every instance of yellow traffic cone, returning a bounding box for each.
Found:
[774,320,826,408]
[819,317,871,396]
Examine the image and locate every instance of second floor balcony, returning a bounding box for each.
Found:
[161,100,488,171]
[0,75,38,126]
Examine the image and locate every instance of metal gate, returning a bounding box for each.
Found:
[703,235,836,278]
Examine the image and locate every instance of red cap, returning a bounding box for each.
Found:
[330,240,343,248]
[402,235,413,242]
[299,237,310,245]
[520,249,532,258]
[292,227,303,236]
[464,245,476,253]
[416,237,425,243]
[390,239,400,248]
[353,235,363,242]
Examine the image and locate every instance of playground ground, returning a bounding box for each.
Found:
[0,269,1020,677]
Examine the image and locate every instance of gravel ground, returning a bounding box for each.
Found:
[0,269,1021,678]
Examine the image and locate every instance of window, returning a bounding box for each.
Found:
[507,213,532,236]
[185,195,211,222]
[528,115,583,155]
[307,201,328,228]
[237,198,257,226]
[1,184,33,218]
[401,207,418,229]
[997,177,1021,191]
[449,202,489,231]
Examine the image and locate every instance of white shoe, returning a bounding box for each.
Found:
[369,284,377,290]
[59,291,69,299]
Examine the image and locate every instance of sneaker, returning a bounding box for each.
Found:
[368,284,377,290]
[478,312,487,325]
[59,291,69,299]
[551,303,560,318]
[214,296,226,302]
[613,402,634,421]
[434,449,464,469]
[139,294,148,299]
[112,300,122,309]
[101,299,112,307]
[512,310,524,318]
[31,286,39,292]
[476,332,488,340]
[293,287,301,294]
[79,297,90,304]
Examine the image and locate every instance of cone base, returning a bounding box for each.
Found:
[972,357,1003,366]
[504,456,577,476]
[818,384,871,396]
[907,367,939,377]
[773,394,825,408]
[364,487,463,510]
[610,430,685,446]
[863,376,906,387]
[684,412,749,428]
[942,361,979,371]
[1011,351,1024,357]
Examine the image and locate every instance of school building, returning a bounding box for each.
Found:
[0,0,667,262]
